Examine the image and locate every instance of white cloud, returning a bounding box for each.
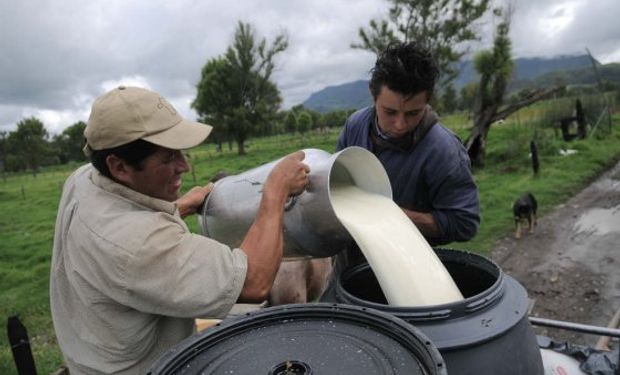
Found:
[509,0,620,61]
[35,109,89,135]
[537,2,577,39]
[0,0,618,133]
[100,76,152,94]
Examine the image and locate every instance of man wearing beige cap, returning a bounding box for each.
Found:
[50,86,309,374]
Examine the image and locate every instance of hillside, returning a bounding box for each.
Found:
[511,62,620,91]
[302,80,372,113]
[302,54,618,113]
[452,54,594,89]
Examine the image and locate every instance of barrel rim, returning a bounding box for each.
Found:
[335,248,503,317]
[333,248,531,349]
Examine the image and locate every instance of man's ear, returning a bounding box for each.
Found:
[106,154,134,186]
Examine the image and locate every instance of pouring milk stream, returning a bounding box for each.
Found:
[330,184,463,306]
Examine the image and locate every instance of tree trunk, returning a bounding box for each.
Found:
[237,140,246,155]
[465,105,498,167]
[465,86,563,167]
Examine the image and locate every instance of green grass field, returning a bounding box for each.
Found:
[1,110,618,374]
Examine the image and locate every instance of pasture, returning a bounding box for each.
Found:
[1,99,618,374]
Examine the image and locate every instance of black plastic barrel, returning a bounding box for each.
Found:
[321,248,544,375]
[148,303,447,375]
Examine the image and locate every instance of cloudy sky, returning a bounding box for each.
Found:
[1,0,619,135]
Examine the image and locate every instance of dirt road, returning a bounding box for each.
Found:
[491,158,620,347]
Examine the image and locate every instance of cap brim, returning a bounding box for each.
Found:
[142,119,213,150]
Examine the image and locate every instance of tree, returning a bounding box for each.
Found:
[6,117,50,174]
[193,21,288,155]
[440,84,458,114]
[353,0,490,88]
[0,131,7,174]
[193,58,234,152]
[323,110,348,129]
[309,110,322,132]
[290,104,305,114]
[464,6,561,166]
[284,111,297,134]
[53,121,87,163]
[464,7,513,166]
[297,111,312,135]
[459,82,478,112]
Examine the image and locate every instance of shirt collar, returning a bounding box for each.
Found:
[374,115,392,140]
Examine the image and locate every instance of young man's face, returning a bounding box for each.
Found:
[124,147,190,202]
[374,85,428,138]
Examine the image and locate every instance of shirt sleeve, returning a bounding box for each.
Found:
[119,221,248,319]
[427,151,480,246]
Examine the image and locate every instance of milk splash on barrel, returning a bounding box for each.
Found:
[330,185,463,306]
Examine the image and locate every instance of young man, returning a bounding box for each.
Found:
[337,41,479,246]
[326,42,480,280]
[50,86,309,374]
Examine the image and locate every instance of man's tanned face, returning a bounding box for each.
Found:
[123,147,189,201]
[374,85,428,138]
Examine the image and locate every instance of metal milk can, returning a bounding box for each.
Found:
[198,146,392,258]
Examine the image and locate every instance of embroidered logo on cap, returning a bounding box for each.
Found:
[157,97,177,115]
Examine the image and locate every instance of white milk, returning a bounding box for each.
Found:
[330,185,464,306]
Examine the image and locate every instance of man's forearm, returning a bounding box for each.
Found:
[237,184,287,302]
[235,150,309,302]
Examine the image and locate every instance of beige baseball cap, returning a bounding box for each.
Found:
[83,86,212,155]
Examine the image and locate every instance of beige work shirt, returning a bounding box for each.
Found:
[50,164,247,374]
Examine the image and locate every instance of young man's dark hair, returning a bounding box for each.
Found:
[90,139,159,179]
[368,41,439,100]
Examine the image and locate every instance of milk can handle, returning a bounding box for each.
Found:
[284,196,297,211]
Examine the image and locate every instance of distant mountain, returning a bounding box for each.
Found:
[302,80,372,113]
[302,54,607,113]
[510,62,620,91]
[452,54,595,90]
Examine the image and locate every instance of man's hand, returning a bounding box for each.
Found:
[175,183,214,218]
[264,150,310,199]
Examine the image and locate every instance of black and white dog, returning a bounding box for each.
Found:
[513,192,538,239]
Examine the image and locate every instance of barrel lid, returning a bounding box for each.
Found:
[148,303,446,375]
